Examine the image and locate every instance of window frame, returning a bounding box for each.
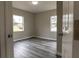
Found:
[50,16,57,32]
[13,14,24,32]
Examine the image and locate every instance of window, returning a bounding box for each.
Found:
[50,16,57,32]
[13,15,24,32]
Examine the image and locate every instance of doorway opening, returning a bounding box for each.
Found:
[12,1,57,58]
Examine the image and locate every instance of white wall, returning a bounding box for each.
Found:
[35,10,57,40]
[13,8,35,41]
[72,1,79,58]
[13,8,57,41]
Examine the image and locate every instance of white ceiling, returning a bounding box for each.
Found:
[12,1,56,13]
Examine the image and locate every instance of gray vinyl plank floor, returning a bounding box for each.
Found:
[14,38,57,58]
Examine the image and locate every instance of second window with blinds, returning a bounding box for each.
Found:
[50,16,57,32]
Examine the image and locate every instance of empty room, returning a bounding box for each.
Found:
[12,1,57,58]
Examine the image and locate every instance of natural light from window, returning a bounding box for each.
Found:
[13,15,24,32]
[50,16,57,32]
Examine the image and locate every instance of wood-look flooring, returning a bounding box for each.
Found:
[14,38,57,58]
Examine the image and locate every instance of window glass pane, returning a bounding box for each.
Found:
[50,16,57,32]
[13,15,24,32]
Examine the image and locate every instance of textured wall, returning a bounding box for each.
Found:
[72,1,79,58]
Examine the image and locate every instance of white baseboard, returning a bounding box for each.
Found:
[36,36,56,41]
[13,36,56,41]
[13,36,33,41]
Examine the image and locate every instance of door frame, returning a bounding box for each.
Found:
[0,2,6,57]
[56,1,63,57]
[0,1,13,58]
[0,1,63,58]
